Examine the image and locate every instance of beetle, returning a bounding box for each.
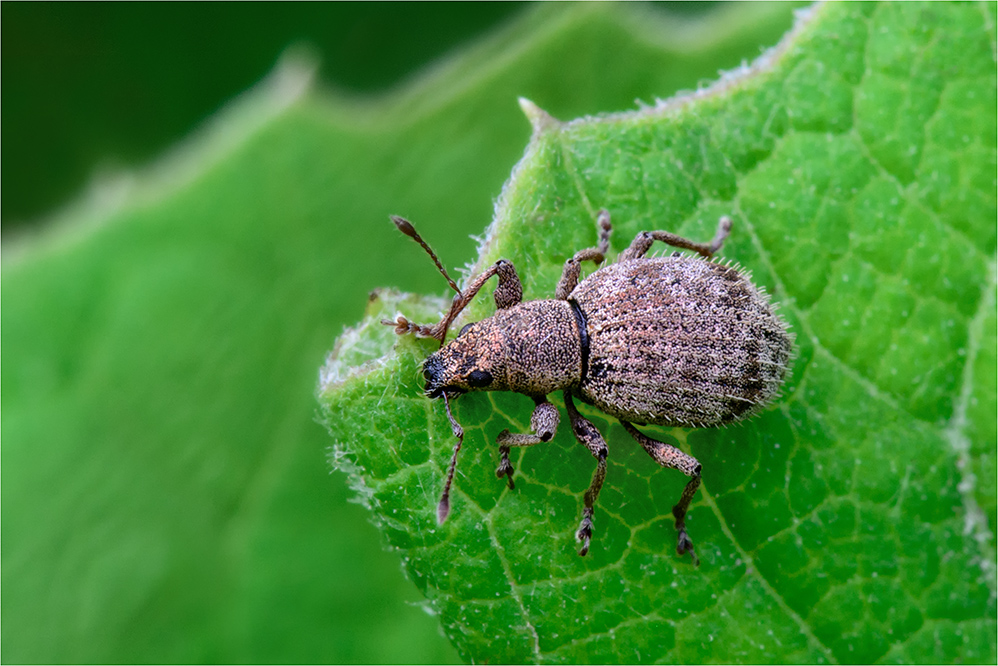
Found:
[384,209,794,565]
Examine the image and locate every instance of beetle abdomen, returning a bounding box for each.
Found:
[570,257,793,427]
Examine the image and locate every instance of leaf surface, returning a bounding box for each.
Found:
[319,3,997,663]
[2,4,802,663]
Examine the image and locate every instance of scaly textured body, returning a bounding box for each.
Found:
[386,210,794,565]
[571,258,791,427]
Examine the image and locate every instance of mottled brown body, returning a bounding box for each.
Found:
[427,300,582,398]
[572,258,792,427]
[386,210,794,566]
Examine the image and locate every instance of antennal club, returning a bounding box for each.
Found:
[386,214,498,347]
[391,216,461,295]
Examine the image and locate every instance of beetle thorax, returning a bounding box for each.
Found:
[423,299,582,398]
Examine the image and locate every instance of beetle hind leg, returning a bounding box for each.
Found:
[619,215,732,262]
[620,421,702,567]
[564,392,609,556]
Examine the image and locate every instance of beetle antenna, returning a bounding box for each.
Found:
[436,391,464,524]
[390,216,462,295]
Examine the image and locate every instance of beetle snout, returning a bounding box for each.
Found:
[422,354,446,398]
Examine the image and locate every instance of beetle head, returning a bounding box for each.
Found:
[423,317,508,398]
[423,317,510,525]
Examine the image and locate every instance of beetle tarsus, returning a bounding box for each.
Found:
[676,523,700,567]
[672,477,701,567]
[576,508,594,556]
[595,209,612,256]
[496,444,515,489]
[709,216,733,255]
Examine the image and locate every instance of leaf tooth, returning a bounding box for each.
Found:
[518,97,561,135]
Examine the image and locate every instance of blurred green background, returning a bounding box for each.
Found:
[1,1,742,229]
[2,2,525,227]
[2,3,800,663]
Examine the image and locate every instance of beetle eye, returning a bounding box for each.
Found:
[466,369,493,388]
[458,323,474,337]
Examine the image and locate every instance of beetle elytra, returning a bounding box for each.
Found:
[384,210,794,565]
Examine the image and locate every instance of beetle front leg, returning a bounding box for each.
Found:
[495,399,559,489]
[384,259,523,343]
[424,260,522,342]
[620,421,702,566]
[564,392,608,557]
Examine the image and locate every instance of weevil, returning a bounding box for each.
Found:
[384,210,793,565]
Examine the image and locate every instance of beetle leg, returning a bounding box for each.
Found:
[387,216,522,340]
[555,209,613,299]
[488,260,524,310]
[620,421,702,567]
[619,215,732,262]
[564,392,609,557]
[494,399,559,489]
[436,260,522,338]
[386,259,524,344]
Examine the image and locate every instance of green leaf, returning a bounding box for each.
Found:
[2,3,804,664]
[319,3,997,663]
